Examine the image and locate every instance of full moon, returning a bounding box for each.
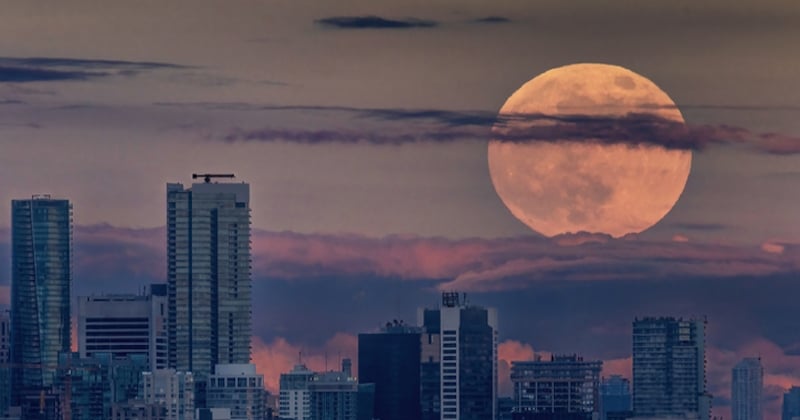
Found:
[488,63,691,238]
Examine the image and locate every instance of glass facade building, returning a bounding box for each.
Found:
[166,180,252,384]
[10,196,72,405]
[358,323,422,420]
[632,317,709,420]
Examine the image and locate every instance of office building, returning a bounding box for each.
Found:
[142,369,195,420]
[10,196,72,406]
[57,352,114,420]
[510,354,602,420]
[600,375,631,420]
[358,321,422,420]
[78,284,168,371]
[732,357,763,420]
[783,387,800,420]
[419,292,498,420]
[632,317,709,420]
[308,365,374,420]
[279,364,315,420]
[167,177,252,385]
[206,364,265,420]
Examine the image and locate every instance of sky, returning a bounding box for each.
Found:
[1,1,800,418]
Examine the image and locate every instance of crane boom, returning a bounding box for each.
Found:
[192,173,235,183]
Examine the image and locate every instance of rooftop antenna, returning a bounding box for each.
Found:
[192,173,235,183]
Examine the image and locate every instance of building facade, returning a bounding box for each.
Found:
[600,375,631,420]
[166,179,252,384]
[10,196,72,406]
[142,369,195,420]
[632,317,709,420]
[358,322,422,420]
[782,387,800,420]
[0,311,10,416]
[732,357,763,420]
[419,292,498,420]
[308,370,373,420]
[206,364,265,420]
[510,354,602,420]
[279,364,315,420]
[78,284,168,371]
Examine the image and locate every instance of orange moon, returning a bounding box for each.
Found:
[488,63,691,238]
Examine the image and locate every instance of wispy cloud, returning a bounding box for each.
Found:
[470,16,511,24]
[316,15,438,29]
[0,56,187,83]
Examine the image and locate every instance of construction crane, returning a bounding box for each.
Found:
[192,173,235,183]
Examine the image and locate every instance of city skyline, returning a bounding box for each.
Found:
[1,1,799,419]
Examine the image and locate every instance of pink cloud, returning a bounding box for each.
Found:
[251,333,358,393]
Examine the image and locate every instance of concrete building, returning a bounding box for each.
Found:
[632,317,709,420]
[732,357,763,420]
[279,364,315,420]
[10,196,72,409]
[782,386,800,420]
[358,321,422,420]
[419,292,498,420]
[77,284,168,371]
[167,177,252,387]
[142,369,195,420]
[206,364,265,420]
[600,375,632,420]
[510,354,602,420]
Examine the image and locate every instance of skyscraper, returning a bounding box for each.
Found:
[166,177,252,385]
[358,321,422,420]
[782,387,800,420]
[419,292,498,420]
[510,354,602,420]
[732,357,763,420]
[632,316,709,420]
[77,284,168,371]
[279,364,315,420]
[10,196,72,405]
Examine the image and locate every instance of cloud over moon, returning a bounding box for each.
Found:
[201,103,800,155]
[316,16,437,29]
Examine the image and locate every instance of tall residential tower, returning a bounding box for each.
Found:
[632,316,709,420]
[167,176,252,385]
[10,196,72,405]
[732,357,763,420]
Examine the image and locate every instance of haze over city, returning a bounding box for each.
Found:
[1,1,799,419]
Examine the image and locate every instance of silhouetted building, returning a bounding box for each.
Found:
[732,357,763,420]
[78,285,168,371]
[632,317,709,420]
[206,364,265,420]
[510,354,602,420]
[600,375,631,420]
[419,292,498,420]
[358,321,422,420]
[10,196,72,408]
[167,177,252,403]
[279,364,315,420]
[782,386,800,420]
[0,311,10,416]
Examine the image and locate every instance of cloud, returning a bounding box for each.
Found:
[471,16,511,24]
[251,333,358,393]
[315,16,437,29]
[0,56,186,83]
[204,103,800,155]
[670,222,730,231]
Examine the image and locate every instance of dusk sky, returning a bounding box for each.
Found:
[1,1,800,418]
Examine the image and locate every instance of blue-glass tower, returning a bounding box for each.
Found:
[10,196,72,405]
